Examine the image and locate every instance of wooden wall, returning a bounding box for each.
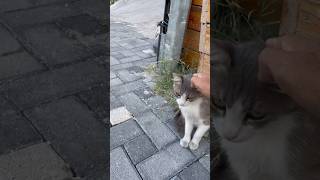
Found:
[180,0,202,68]
[280,0,320,40]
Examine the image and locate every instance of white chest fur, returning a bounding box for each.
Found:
[222,116,296,180]
[179,98,203,125]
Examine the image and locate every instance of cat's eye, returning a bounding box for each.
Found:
[186,97,190,101]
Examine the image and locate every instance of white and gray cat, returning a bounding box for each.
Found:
[212,40,320,180]
[172,73,210,150]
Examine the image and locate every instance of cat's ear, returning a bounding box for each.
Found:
[172,73,182,95]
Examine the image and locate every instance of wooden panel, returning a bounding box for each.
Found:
[198,54,210,74]
[192,0,202,6]
[188,5,202,31]
[300,0,320,18]
[279,0,300,35]
[297,10,320,40]
[183,29,200,51]
[181,48,200,68]
[198,0,210,74]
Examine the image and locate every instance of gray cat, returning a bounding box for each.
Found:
[212,40,320,180]
[172,73,210,150]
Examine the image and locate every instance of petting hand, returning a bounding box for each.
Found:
[191,73,210,97]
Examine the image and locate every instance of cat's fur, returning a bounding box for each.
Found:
[212,40,320,180]
[173,73,210,150]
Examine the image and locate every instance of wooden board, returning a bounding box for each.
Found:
[198,0,210,74]
[187,5,202,31]
[183,29,200,51]
[192,0,202,6]
[181,48,200,68]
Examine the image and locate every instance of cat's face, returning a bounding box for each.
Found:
[172,73,202,107]
[212,40,295,143]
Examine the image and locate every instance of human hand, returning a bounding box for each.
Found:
[258,35,320,117]
[191,73,210,97]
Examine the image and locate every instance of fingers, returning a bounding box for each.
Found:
[266,35,320,52]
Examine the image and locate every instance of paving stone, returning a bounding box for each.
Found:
[57,14,107,36]
[136,51,154,58]
[119,92,149,116]
[117,69,142,82]
[110,147,141,180]
[0,113,42,154]
[0,25,20,55]
[120,50,135,57]
[110,120,143,149]
[152,105,176,122]
[113,52,126,60]
[133,87,154,100]
[146,96,168,110]
[24,98,107,178]
[0,51,43,80]
[22,25,91,66]
[135,111,176,149]
[110,71,117,79]
[111,80,146,96]
[78,33,108,57]
[165,118,183,138]
[0,96,16,116]
[179,162,209,180]
[0,0,66,13]
[119,55,142,63]
[78,84,108,120]
[110,77,123,87]
[127,66,145,73]
[199,154,210,172]
[110,62,133,71]
[0,143,73,180]
[171,176,182,180]
[2,61,106,109]
[190,139,210,159]
[124,134,157,165]
[136,141,195,180]
[110,95,123,110]
[70,0,107,21]
[3,4,80,27]
[110,106,132,126]
[110,56,120,66]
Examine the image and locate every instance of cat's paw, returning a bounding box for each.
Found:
[180,139,189,148]
[189,141,199,150]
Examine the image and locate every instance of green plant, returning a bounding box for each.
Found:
[213,0,281,42]
[145,60,196,108]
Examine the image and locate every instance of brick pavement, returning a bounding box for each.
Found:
[110,20,210,180]
[0,0,107,179]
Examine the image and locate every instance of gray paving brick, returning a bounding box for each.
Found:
[111,80,146,96]
[127,66,145,73]
[2,61,106,109]
[0,51,43,80]
[135,111,176,149]
[111,62,134,71]
[25,98,107,178]
[110,120,143,149]
[0,96,16,116]
[119,55,142,63]
[110,147,141,180]
[110,95,123,110]
[117,69,142,82]
[179,162,209,180]
[146,96,168,110]
[171,176,182,180]
[0,113,42,154]
[78,84,108,120]
[22,25,91,66]
[133,87,154,100]
[57,14,107,36]
[110,56,120,66]
[70,0,107,21]
[120,50,135,57]
[0,143,73,180]
[3,4,80,27]
[136,141,195,180]
[191,139,210,159]
[110,77,123,87]
[165,118,183,138]
[119,92,149,116]
[124,134,157,165]
[152,105,176,122]
[0,25,20,55]
[0,0,66,13]
[110,71,117,79]
[199,154,210,172]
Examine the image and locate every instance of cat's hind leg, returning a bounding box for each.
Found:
[189,124,209,150]
[180,119,193,148]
